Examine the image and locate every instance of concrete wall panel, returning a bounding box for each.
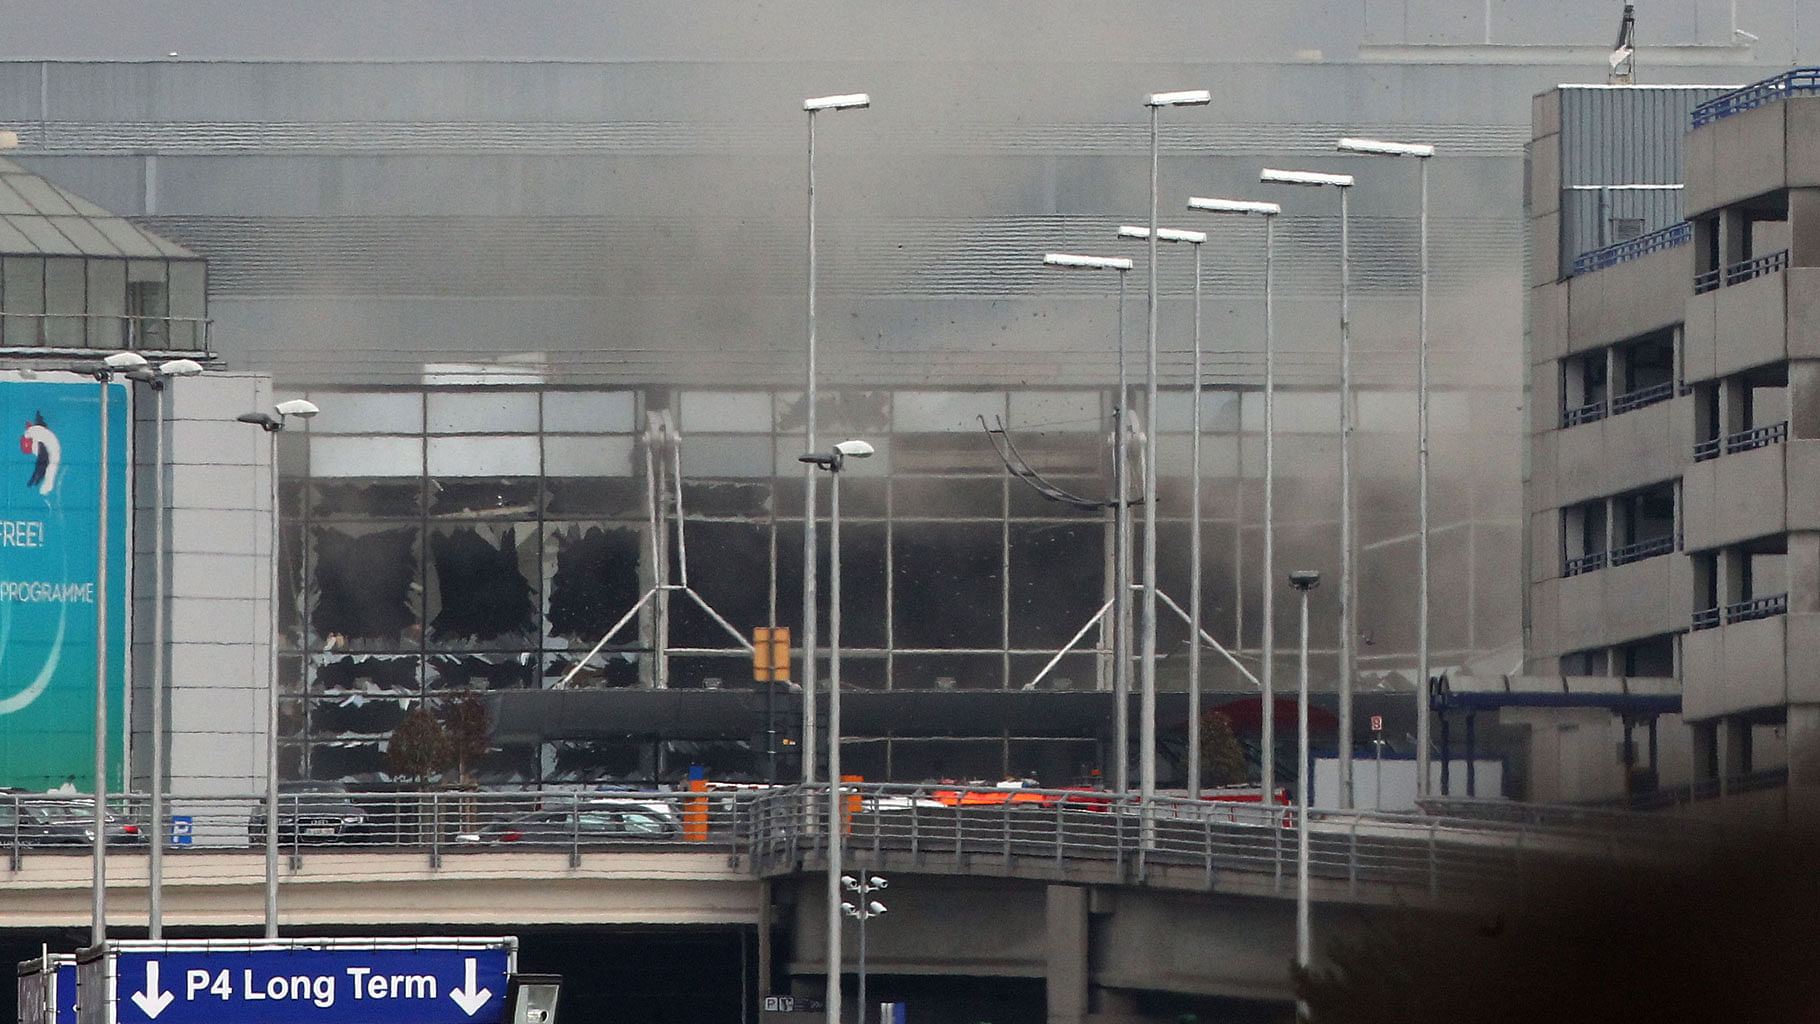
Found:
[1530,129,1561,220]
[1786,614,1820,704]
[1787,271,1820,361]
[1684,290,1719,384]
[1785,441,1820,532]
[1531,281,1568,366]
[1712,271,1788,378]
[1696,104,1787,214]
[1785,100,1820,190]
[1681,442,1785,552]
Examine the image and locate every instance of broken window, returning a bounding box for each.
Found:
[427,525,538,645]
[311,526,421,647]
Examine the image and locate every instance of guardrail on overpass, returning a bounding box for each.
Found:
[0,784,1715,904]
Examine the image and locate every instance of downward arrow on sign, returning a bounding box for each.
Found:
[449,957,493,1017]
[130,962,175,1020]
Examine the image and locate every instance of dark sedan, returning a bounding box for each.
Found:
[453,799,680,846]
[0,796,146,848]
[247,782,370,845]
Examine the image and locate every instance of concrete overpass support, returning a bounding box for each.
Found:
[1046,885,1088,1024]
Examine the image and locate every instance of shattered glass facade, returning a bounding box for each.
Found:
[276,376,1513,788]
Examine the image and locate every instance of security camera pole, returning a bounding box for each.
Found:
[237,396,321,938]
[1287,568,1321,1012]
[800,438,874,1024]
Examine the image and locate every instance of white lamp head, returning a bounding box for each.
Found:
[1187,197,1281,216]
[1146,89,1211,107]
[103,351,150,370]
[1043,253,1134,272]
[159,358,205,377]
[805,93,870,112]
[1261,168,1355,188]
[1117,225,1206,244]
[1337,137,1434,158]
[275,398,320,420]
[832,439,874,459]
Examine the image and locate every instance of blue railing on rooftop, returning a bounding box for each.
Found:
[1569,221,1692,278]
[1691,68,1820,127]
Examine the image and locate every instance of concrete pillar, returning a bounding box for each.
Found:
[1723,206,1750,267]
[1788,535,1820,615]
[1789,188,1820,268]
[1722,716,1750,779]
[1046,885,1089,1024]
[1692,719,1718,783]
[1786,704,1820,826]
[1790,362,1820,441]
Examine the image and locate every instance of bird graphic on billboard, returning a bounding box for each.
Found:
[21,412,60,496]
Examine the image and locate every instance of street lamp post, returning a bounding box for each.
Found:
[799,438,873,1024]
[90,349,148,946]
[125,357,203,939]
[1336,136,1437,797]
[841,873,888,1024]
[1140,90,1210,810]
[1117,224,1206,796]
[1187,198,1280,805]
[1043,253,1134,791]
[236,396,320,939]
[1288,568,1321,1013]
[801,92,870,789]
[1262,167,1357,809]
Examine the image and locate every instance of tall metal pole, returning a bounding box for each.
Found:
[264,423,280,938]
[1186,198,1279,804]
[1138,89,1207,805]
[1114,269,1130,796]
[1187,240,1203,799]
[1141,101,1160,813]
[1337,184,1355,810]
[1416,154,1433,798]
[1044,254,1133,790]
[1262,215,1278,807]
[91,373,110,948]
[802,106,821,787]
[1336,136,1436,798]
[824,460,843,1024]
[800,93,869,788]
[149,380,166,938]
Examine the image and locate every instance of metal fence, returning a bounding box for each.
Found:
[1691,68,1820,127]
[2,784,1710,899]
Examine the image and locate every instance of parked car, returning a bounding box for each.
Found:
[453,798,681,845]
[0,793,146,848]
[247,782,370,845]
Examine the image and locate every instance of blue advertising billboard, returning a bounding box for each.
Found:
[0,377,129,792]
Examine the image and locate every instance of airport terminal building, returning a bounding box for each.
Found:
[0,3,1801,805]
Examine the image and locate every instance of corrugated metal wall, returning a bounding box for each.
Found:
[1557,85,1731,267]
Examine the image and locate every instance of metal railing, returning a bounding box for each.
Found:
[743,783,1684,898]
[0,783,1717,899]
[1694,249,1789,294]
[0,788,752,870]
[1693,436,1722,462]
[1725,592,1788,624]
[1610,534,1675,566]
[1726,248,1789,286]
[1611,381,1675,415]
[1561,399,1608,428]
[1692,606,1723,631]
[1691,68,1820,127]
[1563,551,1607,577]
[1569,220,1692,277]
[1726,420,1787,454]
[0,312,211,354]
